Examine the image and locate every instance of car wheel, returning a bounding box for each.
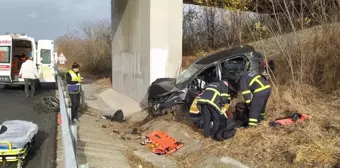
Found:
[171,103,189,122]
[34,96,60,113]
[0,84,6,89]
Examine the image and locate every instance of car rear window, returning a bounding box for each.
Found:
[0,46,10,63]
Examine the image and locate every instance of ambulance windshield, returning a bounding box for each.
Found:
[0,46,10,63]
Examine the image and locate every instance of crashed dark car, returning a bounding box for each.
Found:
[147,45,274,115]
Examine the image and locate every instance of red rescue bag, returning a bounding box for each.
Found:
[269,113,311,127]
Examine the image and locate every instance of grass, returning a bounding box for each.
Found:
[93,77,111,89]
[177,23,340,167]
[85,23,340,167]
[55,2,340,167]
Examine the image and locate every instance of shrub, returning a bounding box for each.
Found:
[55,20,112,75]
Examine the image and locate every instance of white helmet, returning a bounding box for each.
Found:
[196,78,206,89]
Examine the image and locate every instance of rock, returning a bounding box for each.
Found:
[131,128,139,134]
[194,156,248,168]
[127,110,150,123]
[103,109,125,122]
[120,134,141,140]
[220,157,249,168]
[113,109,125,122]
[113,129,120,134]
[102,125,107,128]
[129,135,142,140]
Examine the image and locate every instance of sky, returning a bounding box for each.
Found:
[0,0,111,40]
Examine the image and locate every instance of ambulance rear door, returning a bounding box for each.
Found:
[0,36,12,83]
[37,40,55,83]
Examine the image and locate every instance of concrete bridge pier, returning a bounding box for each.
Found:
[111,0,183,105]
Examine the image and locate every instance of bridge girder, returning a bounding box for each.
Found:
[183,0,337,15]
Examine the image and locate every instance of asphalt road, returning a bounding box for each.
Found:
[0,84,57,168]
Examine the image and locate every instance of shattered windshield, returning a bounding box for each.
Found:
[176,63,205,85]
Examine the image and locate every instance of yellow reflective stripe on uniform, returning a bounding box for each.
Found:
[221,93,230,97]
[206,88,220,95]
[248,122,258,126]
[197,87,230,117]
[242,90,251,95]
[205,87,220,107]
[211,92,218,103]
[249,75,270,93]
[197,99,221,112]
[249,118,258,122]
[242,89,252,104]
[249,75,262,86]
[221,93,231,101]
[254,85,271,93]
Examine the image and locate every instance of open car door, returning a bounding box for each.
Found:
[37,40,56,83]
[0,36,12,83]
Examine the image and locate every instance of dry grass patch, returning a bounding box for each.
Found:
[177,86,340,168]
[178,24,340,168]
[93,77,111,89]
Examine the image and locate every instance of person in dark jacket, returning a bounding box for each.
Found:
[189,78,236,141]
[236,71,271,126]
[65,62,83,123]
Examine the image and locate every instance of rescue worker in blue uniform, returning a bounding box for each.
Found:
[65,62,83,123]
[189,78,236,141]
[236,71,271,126]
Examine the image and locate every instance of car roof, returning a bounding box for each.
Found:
[195,45,256,65]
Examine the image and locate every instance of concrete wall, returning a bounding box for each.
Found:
[111,0,183,105]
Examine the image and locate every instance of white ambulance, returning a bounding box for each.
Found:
[0,33,56,86]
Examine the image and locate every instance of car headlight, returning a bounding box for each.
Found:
[0,76,9,81]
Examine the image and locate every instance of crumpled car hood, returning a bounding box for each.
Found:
[148,78,179,98]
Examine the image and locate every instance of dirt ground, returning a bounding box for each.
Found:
[92,91,340,168]
[86,69,340,168]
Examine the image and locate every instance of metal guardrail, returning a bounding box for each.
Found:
[57,76,88,168]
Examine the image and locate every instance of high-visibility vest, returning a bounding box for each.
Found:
[66,70,81,94]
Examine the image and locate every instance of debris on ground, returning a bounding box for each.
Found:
[269,112,311,127]
[33,96,60,113]
[103,109,125,122]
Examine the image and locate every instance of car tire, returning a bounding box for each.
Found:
[171,103,189,122]
[34,96,60,113]
[0,84,6,89]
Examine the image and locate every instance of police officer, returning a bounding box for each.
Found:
[189,78,236,141]
[236,71,271,126]
[65,62,83,123]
